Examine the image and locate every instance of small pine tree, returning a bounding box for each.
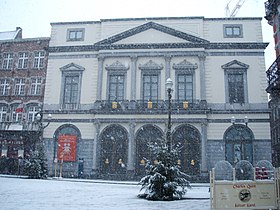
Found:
[138,138,191,201]
[24,146,48,179]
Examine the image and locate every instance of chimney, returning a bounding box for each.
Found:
[15,27,22,39]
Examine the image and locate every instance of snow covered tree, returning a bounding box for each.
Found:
[138,138,191,201]
[24,146,48,179]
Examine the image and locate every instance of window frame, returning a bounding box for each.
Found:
[17,52,29,69]
[223,24,243,38]
[67,28,85,42]
[107,73,126,102]
[60,63,84,110]
[33,51,45,69]
[30,77,42,95]
[2,53,13,69]
[0,78,10,96]
[13,78,26,96]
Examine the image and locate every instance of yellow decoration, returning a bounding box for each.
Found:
[191,159,195,165]
[154,159,158,165]
[118,158,123,164]
[147,101,153,109]
[140,159,145,165]
[177,159,181,165]
[105,158,109,164]
[183,101,189,109]
[112,101,118,109]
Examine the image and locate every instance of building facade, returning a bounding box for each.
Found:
[265,0,280,167]
[43,17,271,180]
[0,27,50,174]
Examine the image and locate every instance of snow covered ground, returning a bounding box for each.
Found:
[0,177,210,210]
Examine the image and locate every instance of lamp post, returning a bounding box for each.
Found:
[166,78,173,153]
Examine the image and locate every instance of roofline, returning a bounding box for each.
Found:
[50,16,263,25]
[0,37,50,43]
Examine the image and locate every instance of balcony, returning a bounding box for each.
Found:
[0,121,41,131]
[266,55,280,94]
[94,99,208,114]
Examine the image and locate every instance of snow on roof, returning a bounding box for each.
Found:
[0,27,22,40]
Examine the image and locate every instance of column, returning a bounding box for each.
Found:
[96,57,104,101]
[127,122,136,176]
[201,122,208,177]
[92,120,100,175]
[130,56,137,101]
[165,55,171,80]
[199,55,206,101]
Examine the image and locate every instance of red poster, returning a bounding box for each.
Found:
[57,135,77,162]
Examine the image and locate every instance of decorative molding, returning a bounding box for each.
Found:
[221,59,249,69]
[60,62,85,72]
[105,60,129,71]
[138,60,163,71]
[173,59,198,70]
[49,42,268,53]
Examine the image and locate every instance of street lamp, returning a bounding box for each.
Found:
[166,78,173,153]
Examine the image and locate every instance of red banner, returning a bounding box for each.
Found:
[57,135,77,162]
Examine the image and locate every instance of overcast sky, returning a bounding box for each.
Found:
[0,0,275,67]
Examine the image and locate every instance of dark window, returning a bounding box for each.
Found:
[177,74,193,102]
[143,74,158,101]
[18,52,29,69]
[108,75,124,101]
[2,53,13,69]
[228,73,244,103]
[63,76,79,106]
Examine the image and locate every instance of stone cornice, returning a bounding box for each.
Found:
[49,42,268,53]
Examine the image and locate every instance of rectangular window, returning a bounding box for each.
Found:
[63,75,79,106]
[33,51,45,68]
[228,73,244,103]
[0,106,7,122]
[0,79,10,96]
[143,74,158,101]
[14,78,26,95]
[224,25,242,38]
[18,52,29,69]
[30,77,42,95]
[177,74,193,102]
[109,75,124,101]
[12,105,22,122]
[2,53,13,69]
[28,106,40,122]
[67,29,84,41]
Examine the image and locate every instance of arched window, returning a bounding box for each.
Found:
[224,124,254,166]
[135,124,163,176]
[100,124,128,175]
[172,124,201,176]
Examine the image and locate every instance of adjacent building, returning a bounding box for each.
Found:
[43,17,271,180]
[0,27,49,174]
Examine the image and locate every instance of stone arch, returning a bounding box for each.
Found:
[172,124,201,176]
[135,124,164,176]
[224,124,254,166]
[99,124,128,176]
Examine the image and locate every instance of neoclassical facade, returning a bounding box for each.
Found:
[43,17,271,180]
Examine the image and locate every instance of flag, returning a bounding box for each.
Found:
[16,103,24,113]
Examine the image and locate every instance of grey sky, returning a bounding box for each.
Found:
[0,0,275,67]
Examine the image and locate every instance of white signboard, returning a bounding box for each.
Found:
[213,181,277,209]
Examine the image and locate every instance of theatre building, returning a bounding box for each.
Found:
[0,27,49,174]
[43,16,271,180]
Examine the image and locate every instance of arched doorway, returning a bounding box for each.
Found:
[100,124,128,176]
[53,124,81,177]
[172,124,201,176]
[135,124,164,176]
[224,124,254,166]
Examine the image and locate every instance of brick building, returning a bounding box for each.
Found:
[0,27,49,174]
